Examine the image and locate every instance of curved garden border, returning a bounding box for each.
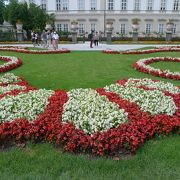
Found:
[0,46,71,54]
[0,48,179,157]
[133,57,180,80]
[0,72,179,157]
[0,56,22,73]
[102,46,180,54]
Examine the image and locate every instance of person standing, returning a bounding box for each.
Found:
[31,31,36,47]
[47,31,52,48]
[94,32,99,46]
[88,30,94,48]
[35,32,39,46]
[52,32,59,50]
[41,30,47,48]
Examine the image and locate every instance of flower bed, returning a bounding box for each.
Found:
[0,46,71,54]
[0,72,179,156]
[0,56,22,73]
[103,46,180,54]
[133,57,180,80]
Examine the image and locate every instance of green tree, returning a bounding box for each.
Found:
[0,0,5,24]
[4,0,54,31]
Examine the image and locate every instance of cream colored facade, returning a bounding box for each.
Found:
[20,0,180,36]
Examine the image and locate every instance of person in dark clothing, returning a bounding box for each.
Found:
[88,30,94,48]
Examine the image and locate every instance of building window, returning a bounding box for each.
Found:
[56,24,69,32]
[56,0,69,11]
[158,24,164,34]
[147,0,153,10]
[146,24,151,34]
[120,24,126,34]
[78,0,85,10]
[121,0,127,10]
[41,0,46,10]
[90,0,97,10]
[79,24,84,34]
[172,24,177,34]
[134,0,140,11]
[108,0,114,10]
[173,0,179,11]
[160,0,166,11]
[91,23,96,31]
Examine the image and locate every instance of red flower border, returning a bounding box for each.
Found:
[0,77,179,156]
[103,46,180,54]
[0,56,22,73]
[0,46,71,54]
[133,57,180,80]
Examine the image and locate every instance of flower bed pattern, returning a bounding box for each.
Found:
[0,56,22,73]
[133,57,180,80]
[0,46,71,54]
[102,46,180,54]
[0,72,179,156]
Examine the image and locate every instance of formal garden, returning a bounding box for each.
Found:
[0,45,179,179]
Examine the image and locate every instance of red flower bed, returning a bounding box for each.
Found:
[0,56,22,73]
[103,46,180,54]
[0,46,71,54]
[133,57,180,80]
[0,76,179,157]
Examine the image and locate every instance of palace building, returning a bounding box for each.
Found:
[19,0,180,36]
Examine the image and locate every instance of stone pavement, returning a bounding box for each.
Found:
[0,42,178,51]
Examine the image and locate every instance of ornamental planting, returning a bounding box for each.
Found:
[62,88,128,134]
[0,48,179,157]
[133,57,180,80]
[0,46,71,54]
[0,71,179,156]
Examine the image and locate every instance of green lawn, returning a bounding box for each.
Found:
[0,50,180,179]
[1,51,180,90]
[0,136,179,180]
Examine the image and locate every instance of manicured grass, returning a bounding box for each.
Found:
[151,61,180,72]
[0,135,179,180]
[0,50,179,179]
[0,51,179,90]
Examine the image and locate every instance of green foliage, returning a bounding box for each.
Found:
[0,29,16,41]
[3,0,53,31]
[0,0,5,24]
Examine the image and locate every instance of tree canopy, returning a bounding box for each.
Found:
[0,0,5,24]
[3,0,55,31]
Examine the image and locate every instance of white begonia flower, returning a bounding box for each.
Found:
[0,89,54,123]
[104,83,177,116]
[0,73,21,84]
[0,84,26,94]
[62,88,128,134]
[125,78,180,94]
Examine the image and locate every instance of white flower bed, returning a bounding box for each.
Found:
[0,89,54,123]
[0,73,21,84]
[0,84,26,94]
[135,57,180,77]
[125,78,180,94]
[0,56,20,69]
[62,88,128,134]
[104,84,177,116]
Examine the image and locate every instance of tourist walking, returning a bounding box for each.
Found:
[94,32,99,46]
[47,31,52,48]
[35,32,39,46]
[52,32,59,50]
[31,31,35,47]
[41,30,47,48]
[88,30,94,48]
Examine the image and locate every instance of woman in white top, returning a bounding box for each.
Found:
[52,32,59,50]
